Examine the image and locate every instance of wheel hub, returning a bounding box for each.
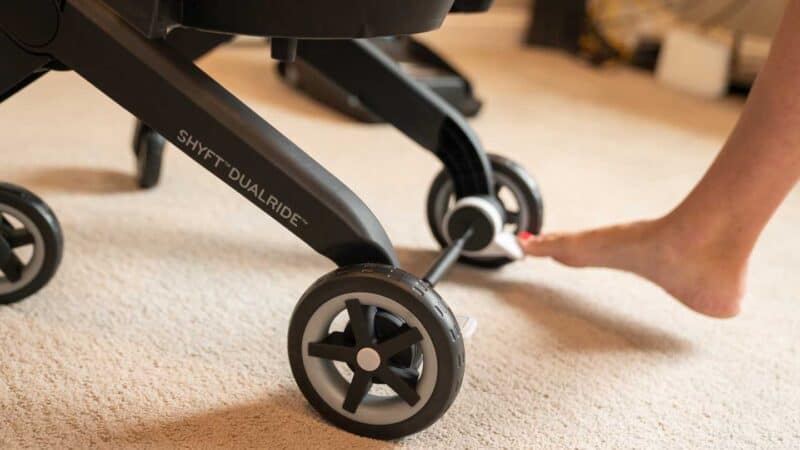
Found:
[305,298,426,415]
[342,308,421,374]
[442,196,523,260]
[356,347,381,372]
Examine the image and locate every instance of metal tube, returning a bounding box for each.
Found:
[423,227,474,286]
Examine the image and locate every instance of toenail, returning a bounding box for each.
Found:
[518,231,533,241]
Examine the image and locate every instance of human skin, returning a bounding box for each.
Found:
[519,0,800,318]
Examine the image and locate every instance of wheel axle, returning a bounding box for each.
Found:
[423,227,473,286]
[423,195,525,286]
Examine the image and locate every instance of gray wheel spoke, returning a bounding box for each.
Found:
[342,370,373,413]
[378,326,423,359]
[345,299,376,346]
[308,332,356,363]
[1,252,24,283]
[378,366,421,407]
[5,228,34,248]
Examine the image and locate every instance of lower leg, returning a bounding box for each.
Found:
[522,0,800,318]
[670,0,800,258]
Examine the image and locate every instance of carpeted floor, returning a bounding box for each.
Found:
[1,7,798,449]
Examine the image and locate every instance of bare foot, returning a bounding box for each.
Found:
[518,218,748,318]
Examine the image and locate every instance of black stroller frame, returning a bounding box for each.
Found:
[279,36,485,123]
[283,0,496,122]
[133,0,497,192]
[135,25,544,266]
[1,0,543,440]
[137,32,496,201]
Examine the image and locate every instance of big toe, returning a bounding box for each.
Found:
[519,232,567,257]
[519,232,590,267]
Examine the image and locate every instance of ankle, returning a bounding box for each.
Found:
[658,210,753,262]
[650,214,749,318]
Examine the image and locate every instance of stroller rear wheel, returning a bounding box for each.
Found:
[133,121,166,189]
[0,183,63,305]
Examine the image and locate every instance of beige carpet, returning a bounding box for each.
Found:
[1,7,798,449]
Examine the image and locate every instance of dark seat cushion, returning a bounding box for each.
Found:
[450,0,494,13]
[104,0,456,39]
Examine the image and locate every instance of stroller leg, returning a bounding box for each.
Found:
[37,0,398,267]
[297,39,494,199]
[130,29,235,189]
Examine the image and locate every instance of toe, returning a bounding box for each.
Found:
[518,232,558,257]
[518,232,586,266]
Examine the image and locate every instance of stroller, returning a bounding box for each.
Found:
[0,0,542,439]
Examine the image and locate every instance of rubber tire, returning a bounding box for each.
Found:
[426,154,544,269]
[0,183,63,305]
[288,264,465,440]
[133,122,165,190]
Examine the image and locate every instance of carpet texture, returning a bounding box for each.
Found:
[1,7,798,449]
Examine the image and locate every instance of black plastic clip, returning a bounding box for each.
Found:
[271,38,298,62]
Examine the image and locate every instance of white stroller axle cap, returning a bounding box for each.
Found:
[356,347,381,372]
[442,196,524,261]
